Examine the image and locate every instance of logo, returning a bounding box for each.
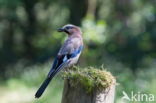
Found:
[122,91,155,102]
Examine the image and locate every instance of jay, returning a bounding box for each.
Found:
[35,24,83,98]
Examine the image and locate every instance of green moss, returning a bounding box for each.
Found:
[63,66,115,93]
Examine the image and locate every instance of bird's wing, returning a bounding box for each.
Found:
[47,45,83,78]
[47,37,83,78]
[47,55,69,78]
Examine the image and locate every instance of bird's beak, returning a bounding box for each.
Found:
[57,28,65,32]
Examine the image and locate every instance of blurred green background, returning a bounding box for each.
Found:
[0,0,156,103]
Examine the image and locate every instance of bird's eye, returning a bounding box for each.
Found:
[66,26,73,30]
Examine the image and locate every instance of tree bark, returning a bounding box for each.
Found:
[61,79,116,103]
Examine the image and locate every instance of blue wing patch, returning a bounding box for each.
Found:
[47,45,83,78]
[70,45,83,58]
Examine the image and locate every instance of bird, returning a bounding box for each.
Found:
[35,24,83,98]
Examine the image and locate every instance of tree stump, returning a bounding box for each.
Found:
[61,67,116,103]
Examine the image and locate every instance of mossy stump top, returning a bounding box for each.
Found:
[61,66,116,103]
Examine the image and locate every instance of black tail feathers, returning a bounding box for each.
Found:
[35,61,66,98]
[35,77,52,98]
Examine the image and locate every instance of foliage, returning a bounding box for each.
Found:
[0,0,156,102]
[0,0,156,76]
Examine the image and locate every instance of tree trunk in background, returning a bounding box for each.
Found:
[23,0,37,60]
[68,0,88,26]
[61,79,116,103]
[2,20,14,61]
[1,15,15,77]
[114,0,139,73]
[87,0,97,20]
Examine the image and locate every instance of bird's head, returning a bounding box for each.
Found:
[57,24,82,35]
